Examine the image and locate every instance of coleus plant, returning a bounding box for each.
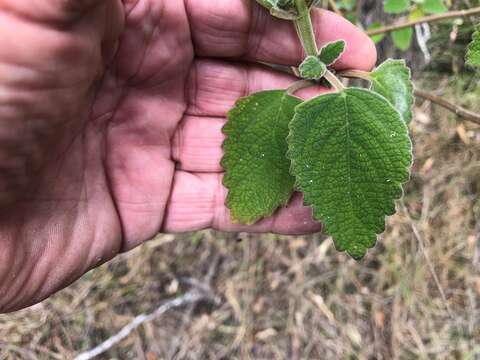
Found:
[221,0,414,259]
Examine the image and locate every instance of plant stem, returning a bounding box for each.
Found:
[293,0,344,91]
[294,0,318,56]
[287,79,316,95]
[367,7,480,36]
[338,70,372,81]
[415,89,480,125]
[324,70,345,91]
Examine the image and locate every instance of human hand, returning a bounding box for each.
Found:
[0,0,376,312]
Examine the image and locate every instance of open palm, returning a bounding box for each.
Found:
[0,0,376,312]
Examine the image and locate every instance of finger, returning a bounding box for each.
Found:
[172,116,225,173]
[162,172,322,235]
[186,2,376,70]
[0,0,108,23]
[186,58,325,117]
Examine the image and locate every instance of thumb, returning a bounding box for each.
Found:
[0,0,106,23]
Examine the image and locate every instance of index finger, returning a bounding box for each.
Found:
[186,1,377,70]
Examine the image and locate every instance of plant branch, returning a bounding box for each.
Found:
[366,7,480,36]
[327,0,342,16]
[415,89,480,125]
[74,291,204,360]
[74,276,220,360]
[400,202,454,320]
[338,71,480,125]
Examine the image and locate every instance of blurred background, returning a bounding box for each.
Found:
[2,0,480,359]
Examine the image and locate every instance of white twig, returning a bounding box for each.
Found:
[74,291,205,360]
[415,23,432,63]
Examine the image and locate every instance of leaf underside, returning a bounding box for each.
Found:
[466,27,480,68]
[370,59,414,124]
[222,90,301,224]
[288,88,412,259]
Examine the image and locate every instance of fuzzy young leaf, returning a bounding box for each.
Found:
[288,88,412,259]
[466,27,480,68]
[318,40,346,66]
[370,59,414,124]
[299,56,327,80]
[222,90,301,224]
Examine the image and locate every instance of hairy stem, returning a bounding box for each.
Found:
[367,7,480,36]
[294,0,318,56]
[293,0,344,91]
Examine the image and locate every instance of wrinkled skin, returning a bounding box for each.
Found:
[0,0,376,312]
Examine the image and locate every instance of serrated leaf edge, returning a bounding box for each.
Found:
[466,26,480,68]
[221,90,301,225]
[286,87,413,259]
[370,58,415,125]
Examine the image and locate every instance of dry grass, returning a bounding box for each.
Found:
[1,75,480,360]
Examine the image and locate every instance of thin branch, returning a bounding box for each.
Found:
[75,283,218,360]
[338,70,480,125]
[366,7,480,36]
[415,89,480,125]
[327,0,342,16]
[400,202,454,320]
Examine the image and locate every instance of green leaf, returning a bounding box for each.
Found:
[466,26,480,68]
[299,56,327,80]
[288,88,412,259]
[420,0,447,14]
[384,0,410,14]
[408,6,425,20]
[318,40,346,66]
[368,23,386,44]
[222,90,301,224]
[391,27,413,51]
[370,59,414,124]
